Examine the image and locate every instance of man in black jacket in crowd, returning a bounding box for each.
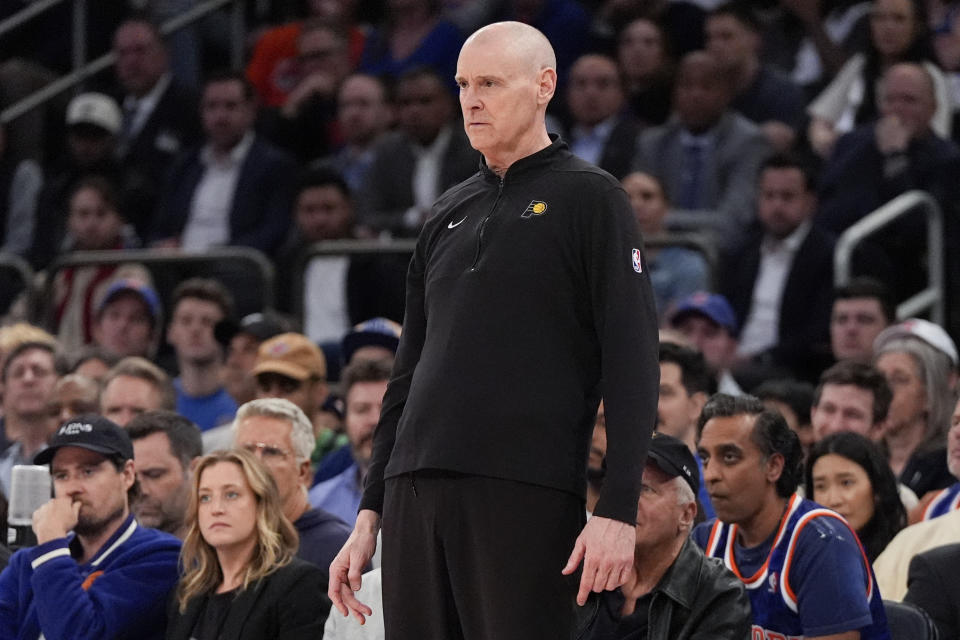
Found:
[579,433,751,639]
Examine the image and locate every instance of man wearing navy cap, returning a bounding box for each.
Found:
[0,415,181,640]
[92,278,162,360]
[580,432,750,639]
[669,291,743,396]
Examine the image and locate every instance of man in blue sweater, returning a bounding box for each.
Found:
[0,415,181,640]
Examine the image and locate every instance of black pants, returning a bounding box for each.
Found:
[381,471,585,640]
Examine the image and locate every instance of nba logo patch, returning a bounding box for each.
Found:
[631,248,643,273]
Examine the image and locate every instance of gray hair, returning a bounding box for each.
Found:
[233,398,316,462]
[875,337,955,450]
[671,476,697,532]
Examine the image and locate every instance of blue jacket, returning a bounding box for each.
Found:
[0,514,181,640]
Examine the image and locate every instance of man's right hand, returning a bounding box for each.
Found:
[328,509,380,624]
[32,497,80,544]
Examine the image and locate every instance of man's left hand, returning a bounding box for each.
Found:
[561,516,636,606]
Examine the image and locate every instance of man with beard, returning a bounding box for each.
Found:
[310,359,391,527]
[0,415,180,639]
[127,411,202,539]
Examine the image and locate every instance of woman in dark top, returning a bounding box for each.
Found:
[166,449,330,640]
[807,431,907,562]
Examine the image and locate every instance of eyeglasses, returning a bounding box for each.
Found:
[241,442,291,461]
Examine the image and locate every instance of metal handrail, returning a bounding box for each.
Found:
[834,190,944,324]
[0,0,244,124]
[40,247,275,326]
[0,0,67,38]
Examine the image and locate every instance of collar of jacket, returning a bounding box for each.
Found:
[478,134,569,184]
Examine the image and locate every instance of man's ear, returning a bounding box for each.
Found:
[122,459,136,491]
[538,67,557,105]
[765,452,785,485]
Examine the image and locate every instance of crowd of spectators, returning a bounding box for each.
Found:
[1,0,960,637]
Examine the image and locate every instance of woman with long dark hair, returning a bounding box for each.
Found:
[166,449,329,639]
[807,431,907,562]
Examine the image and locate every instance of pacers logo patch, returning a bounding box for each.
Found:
[632,248,643,273]
[520,200,548,218]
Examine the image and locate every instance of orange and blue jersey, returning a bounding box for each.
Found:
[920,481,960,521]
[692,494,890,640]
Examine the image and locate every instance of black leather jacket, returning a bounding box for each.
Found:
[576,537,751,640]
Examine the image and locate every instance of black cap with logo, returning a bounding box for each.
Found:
[647,431,700,497]
[34,414,133,465]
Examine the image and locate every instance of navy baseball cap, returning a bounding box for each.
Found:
[647,432,699,497]
[98,278,161,322]
[341,317,402,364]
[215,312,287,348]
[669,291,739,337]
[35,414,133,465]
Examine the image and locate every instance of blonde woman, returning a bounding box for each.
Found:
[165,449,330,639]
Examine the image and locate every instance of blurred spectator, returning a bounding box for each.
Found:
[309,358,390,527]
[233,398,351,568]
[127,411,202,540]
[51,178,149,354]
[616,17,674,127]
[68,347,117,382]
[0,121,41,258]
[496,0,590,84]
[705,3,806,152]
[251,333,330,439]
[165,278,237,431]
[774,0,872,89]
[633,51,769,244]
[279,168,406,341]
[215,312,288,406]
[0,341,60,498]
[831,277,896,364]
[112,19,201,239]
[657,341,717,519]
[874,318,958,497]
[246,0,366,107]
[100,357,176,427]
[358,66,478,236]
[816,64,959,298]
[152,72,298,257]
[902,543,960,640]
[808,0,950,158]
[810,360,892,443]
[564,54,637,179]
[266,20,354,163]
[340,317,402,366]
[722,155,834,384]
[582,432,751,640]
[358,0,464,86]
[0,324,57,385]
[807,431,907,562]
[754,378,816,459]
[50,373,100,423]
[91,278,162,360]
[911,390,959,522]
[315,73,395,192]
[668,292,743,395]
[622,171,707,318]
[30,92,124,269]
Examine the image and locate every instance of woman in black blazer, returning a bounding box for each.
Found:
[166,448,331,640]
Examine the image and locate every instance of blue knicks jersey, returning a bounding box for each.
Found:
[920,482,960,521]
[697,494,890,640]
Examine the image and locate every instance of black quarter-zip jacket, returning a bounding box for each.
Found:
[359,137,659,525]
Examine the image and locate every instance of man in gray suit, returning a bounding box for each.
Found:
[633,51,769,247]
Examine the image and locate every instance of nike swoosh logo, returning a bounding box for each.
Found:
[448,216,467,229]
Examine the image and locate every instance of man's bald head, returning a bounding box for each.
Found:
[456,21,557,173]
[462,21,556,79]
[879,62,938,139]
[674,51,731,132]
